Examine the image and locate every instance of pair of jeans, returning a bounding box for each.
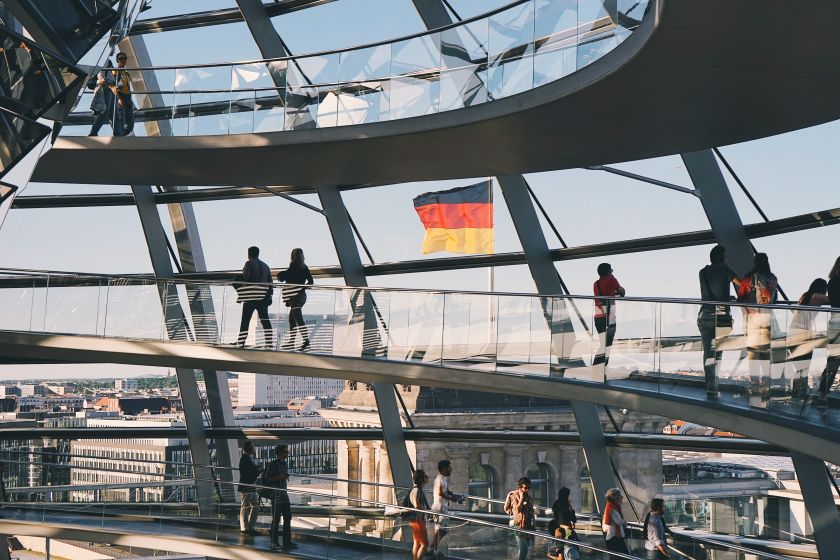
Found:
[270,496,292,546]
[514,533,531,560]
[238,300,272,346]
[114,93,133,136]
[287,306,309,348]
[240,491,259,531]
[698,319,731,396]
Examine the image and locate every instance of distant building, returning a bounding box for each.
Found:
[115,379,139,392]
[99,397,171,415]
[238,373,342,409]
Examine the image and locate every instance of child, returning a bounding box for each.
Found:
[547,527,580,560]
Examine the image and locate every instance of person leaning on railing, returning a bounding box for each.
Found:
[697,245,737,401]
[263,444,296,550]
[238,441,261,536]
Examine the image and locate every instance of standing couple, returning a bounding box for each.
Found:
[237,246,313,350]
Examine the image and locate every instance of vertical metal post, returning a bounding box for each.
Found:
[685,150,840,553]
[790,452,840,558]
[123,35,238,502]
[497,174,620,516]
[131,185,217,517]
[316,185,414,491]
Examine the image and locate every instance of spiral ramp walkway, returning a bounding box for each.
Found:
[31,0,840,187]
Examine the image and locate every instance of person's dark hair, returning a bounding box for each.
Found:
[517,477,531,488]
[413,469,427,486]
[248,246,260,258]
[274,444,288,456]
[650,498,665,512]
[242,441,254,453]
[709,245,726,265]
[556,486,571,505]
[751,253,771,275]
[597,263,612,277]
[799,278,828,305]
[116,52,128,61]
[290,248,305,268]
[437,459,451,473]
[830,256,840,280]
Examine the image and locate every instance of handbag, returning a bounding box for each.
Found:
[400,486,427,521]
[702,267,733,328]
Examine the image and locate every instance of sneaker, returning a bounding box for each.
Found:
[300,340,311,351]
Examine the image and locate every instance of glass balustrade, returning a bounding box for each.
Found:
[0,462,795,560]
[62,0,653,137]
[1,270,838,431]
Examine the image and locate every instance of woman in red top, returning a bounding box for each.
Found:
[593,263,626,367]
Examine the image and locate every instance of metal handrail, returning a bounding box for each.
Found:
[1,266,837,314]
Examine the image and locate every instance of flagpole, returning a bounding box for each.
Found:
[488,178,495,344]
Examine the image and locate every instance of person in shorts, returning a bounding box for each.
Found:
[430,459,464,558]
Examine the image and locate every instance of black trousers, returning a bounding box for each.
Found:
[605,536,629,553]
[593,316,616,365]
[271,497,292,546]
[238,300,272,346]
[288,306,309,346]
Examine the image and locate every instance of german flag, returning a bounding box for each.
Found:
[413,181,493,254]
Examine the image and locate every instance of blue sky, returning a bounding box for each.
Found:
[0,0,838,379]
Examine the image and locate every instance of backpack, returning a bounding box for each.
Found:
[400,486,428,522]
[563,544,581,560]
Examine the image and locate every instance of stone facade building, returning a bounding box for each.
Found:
[320,382,667,517]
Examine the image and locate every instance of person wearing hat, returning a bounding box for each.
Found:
[593,263,625,367]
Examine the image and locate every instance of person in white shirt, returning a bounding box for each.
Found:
[430,460,464,558]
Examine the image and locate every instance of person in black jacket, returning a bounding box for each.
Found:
[550,487,577,535]
[237,246,274,347]
[277,248,313,351]
[819,256,840,407]
[239,441,261,535]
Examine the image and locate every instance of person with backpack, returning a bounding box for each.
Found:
[818,256,840,408]
[643,498,671,559]
[697,246,737,400]
[735,253,779,407]
[593,263,626,368]
[787,279,830,401]
[277,248,313,351]
[504,477,536,560]
[264,444,295,550]
[547,526,581,560]
[405,469,430,560]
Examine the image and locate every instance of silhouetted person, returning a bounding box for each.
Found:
[593,263,625,367]
[238,441,261,536]
[697,245,737,400]
[735,253,778,407]
[551,486,577,536]
[277,248,313,351]
[818,256,840,408]
[114,52,134,136]
[237,246,273,347]
[89,60,116,136]
[264,444,295,550]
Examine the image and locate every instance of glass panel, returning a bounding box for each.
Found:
[43,281,104,336]
[533,0,578,85]
[439,65,487,111]
[488,0,535,99]
[656,301,704,397]
[173,65,232,93]
[188,92,230,135]
[285,85,319,130]
[229,90,256,134]
[577,0,620,68]
[389,33,441,118]
[103,280,164,340]
[441,292,497,371]
[170,92,191,136]
[253,88,284,132]
[0,276,34,331]
[332,288,364,357]
[338,45,391,125]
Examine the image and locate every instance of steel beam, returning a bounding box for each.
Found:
[131,185,217,516]
[681,150,754,276]
[316,184,414,492]
[790,452,840,558]
[124,35,239,501]
[497,174,621,517]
